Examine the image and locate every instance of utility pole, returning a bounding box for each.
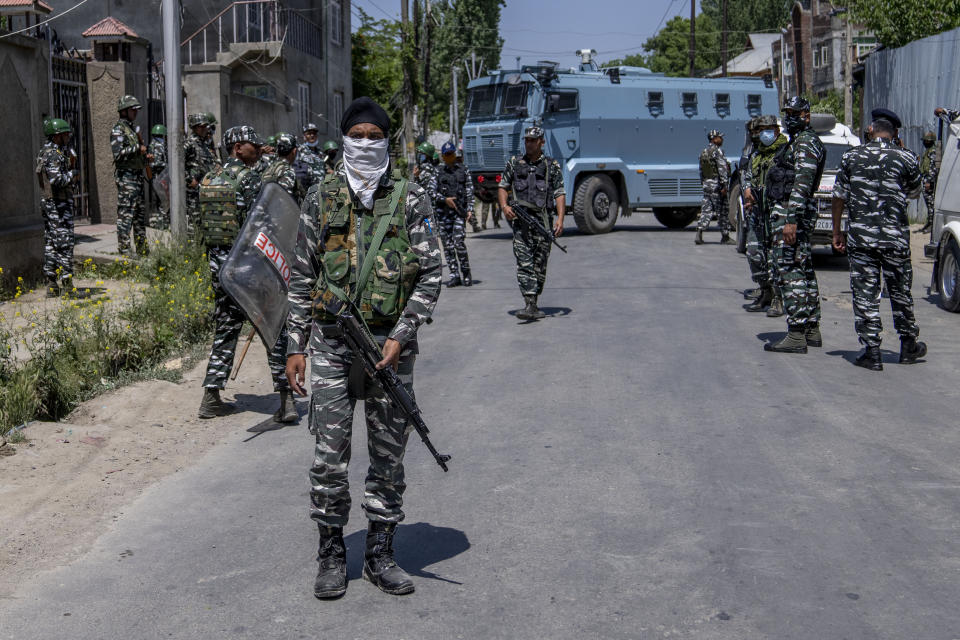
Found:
[688,0,696,77]
[451,66,459,144]
[422,0,432,139]
[844,16,854,127]
[721,0,728,77]
[400,0,414,163]
[162,0,185,238]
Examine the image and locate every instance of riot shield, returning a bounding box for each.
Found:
[152,167,170,212]
[220,182,302,347]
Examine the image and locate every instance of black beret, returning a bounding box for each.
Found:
[871,108,902,129]
[340,96,390,137]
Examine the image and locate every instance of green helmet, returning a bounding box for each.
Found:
[151,124,167,136]
[266,134,278,147]
[416,141,435,156]
[323,140,339,152]
[44,118,72,136]
[187,113,207,128]
[923,131,936,143]
[205,112,217,125]
[117,94,141,111]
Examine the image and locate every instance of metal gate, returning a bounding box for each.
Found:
[51,53,92,221]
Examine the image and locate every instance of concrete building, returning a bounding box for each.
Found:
[707,33,779,78]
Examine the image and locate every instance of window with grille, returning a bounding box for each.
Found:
[747,94,762,117]
[714,93,730,118]
[681,92,698,117]
[333,91,344,130]
[299,81,311,131]
[647,91,664,117]
[331,0,343,46]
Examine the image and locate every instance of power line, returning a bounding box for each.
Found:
[0,0,91,40]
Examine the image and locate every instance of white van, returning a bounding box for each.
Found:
[925,115,960,312]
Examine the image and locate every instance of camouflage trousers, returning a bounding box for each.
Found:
[115,171,147,256]
[185,187,202,235]
[513,215,553,297]
[771,210,820,328]
[923,185,936,225]
[148,181,169,230]
[308,324,416,527]
[698,182,730,232]
[202,247,289,390]
[41,198,75,283]
[437,209,470,276]
[847,247,918,348]
[745,204,769,286]
[478,199,501,229]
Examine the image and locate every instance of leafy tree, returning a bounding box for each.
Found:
[600,53,649,68]
[351,9,404,136]
[836,0,960,48]
[700,0,791,57]
[641,13,721,77]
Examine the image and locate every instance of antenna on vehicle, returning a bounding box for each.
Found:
[576,48,599,72]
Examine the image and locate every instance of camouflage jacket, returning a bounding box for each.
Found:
[834,140,922,252]
[698,143,729,186]
[434,162,476,213]
[184,133,220,187]
[110,118,144,173]
[218,157,263,224]
[35,140,74,201]
[501,154,565,209]
[261,157,303,204]
[293,148,326,191]
[413,161,438,206]
[743,134,788,196]
[920,146,939,183]
[148,137,167,173]
[783,126,826,226]
[286,168,442,353]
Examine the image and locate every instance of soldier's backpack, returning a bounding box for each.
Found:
[699,147,718,181]
[199,164,248,247]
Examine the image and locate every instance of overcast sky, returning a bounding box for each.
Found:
[351,0,702,70]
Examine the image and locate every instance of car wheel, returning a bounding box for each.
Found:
[573,175,620,234]
[729,185,747,254]
[938,237,960,312]
[652,207,699,229]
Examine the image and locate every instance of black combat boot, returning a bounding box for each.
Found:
[516,295,540,320]
[854,345,883,371]
[531,296,545,319]
[804,322,822,348]
[746,287,773,312]
[461,269,473,287]
[197,388,233,419]
[314,525,347,599]
[743,287,763,300]
[764,327,808,354]
[898,336,927,364]
[273,389,298,423]
[920,217,933,234]
[720,232,734,245]
[363,521,414,595]
[694,229,704,245]
[446,272,462,287]
[766,294,784,317]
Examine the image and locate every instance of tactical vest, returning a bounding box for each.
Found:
[35,146,72,201]
[114,120,145,172]
[511,157,551,210]
[311,174,419,325]
[437,164,466,199]
[920,148,936,175]
[766,131,826,205]
[199,164,249,247]
[699,146,718,181]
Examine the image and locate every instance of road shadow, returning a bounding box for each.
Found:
[344,522,470,585]
[507,306,572,323]
[233,393,305,419]
[812,250,849,271]
[756,331,785,344]
[74,233,102,245]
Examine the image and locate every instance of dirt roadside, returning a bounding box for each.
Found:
[0,339,300,598]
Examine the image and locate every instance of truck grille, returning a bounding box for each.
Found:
[649,178,678,197]
[463,136,479,167]
[679,178,701,196]
[481,135,503,167]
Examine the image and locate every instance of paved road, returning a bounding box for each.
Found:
[3,213,960,639]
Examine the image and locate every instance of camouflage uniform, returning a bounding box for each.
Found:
[412,160,438,205]
[148,136,168,228]
[920,143,939,226]
[767,123,826,330]
[201,156,290,392]
[742,132,789,289]
[35,140,76,285]
[697,142,730,232]
[501,153,565,297]
[436,161,474,280]
[261,133,303,203]
[110,117,148,255]
[184,131,221,229]
[293,146,326,194]
[286,168,442,527]
[833,140,923,348]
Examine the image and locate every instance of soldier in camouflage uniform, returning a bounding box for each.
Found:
[197,125,295,424]
[147,124,169,229]
[322,140,339,175]
[742,115,788,315]
[696,129,731,244]
[436,140,474,286]
[293,122,326,194]
[204,112,221,160]
[763,97,827,353]
[919,131,939,233]
[261,132,304,204]
[36,118,77,297]
[184,113,221,232]
[832,115,927,370]
[412,141,437,204]
[110,95,149,256]
[498,126,566,320]
[284,98,441,599]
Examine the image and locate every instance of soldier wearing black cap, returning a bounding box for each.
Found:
[919,131,939,232]
[436,139,474,286]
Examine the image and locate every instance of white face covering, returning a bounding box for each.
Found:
[341,136,390,209]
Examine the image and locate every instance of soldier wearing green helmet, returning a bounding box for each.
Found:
[920,130,939,232]
[147,124,169,228]
[261,134,279,166]
[36,117,78,296]
[110,94,149,256]
[204,112,220,157]
[261,132,303,203]
[184,112,221,231]
[321,139,339,174]
[412,141,438,212]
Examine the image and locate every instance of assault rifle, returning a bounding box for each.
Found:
[510,201,568,253]
[335,302,451,472]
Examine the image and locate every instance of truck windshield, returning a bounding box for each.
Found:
[823,142,852,170]
[499,83,529,115]
[467,85,497,118]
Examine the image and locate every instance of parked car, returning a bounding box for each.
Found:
[925,115,960,312]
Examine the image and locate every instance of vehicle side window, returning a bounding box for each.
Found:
[647,91,664,117]
[681,92,698,117]
[747,94,762,117]
[715,93,730,118]
[547,91,578,113]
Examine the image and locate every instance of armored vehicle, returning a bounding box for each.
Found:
[926,115,960,312]
[461,51,779,233]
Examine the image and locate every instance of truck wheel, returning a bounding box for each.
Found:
[652,207,699,229]
[729,184,747,253]
[573,175,619,234]
[938,237,960,312]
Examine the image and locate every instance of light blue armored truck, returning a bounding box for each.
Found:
[462,52,779,233]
